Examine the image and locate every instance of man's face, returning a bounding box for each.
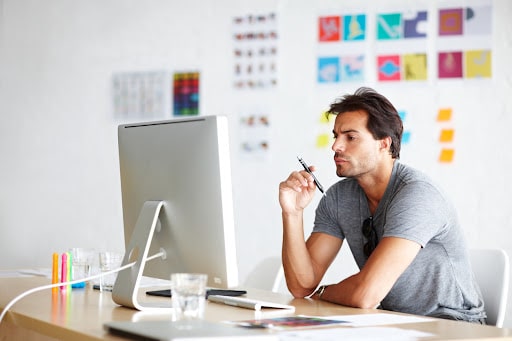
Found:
[331,110,385,178]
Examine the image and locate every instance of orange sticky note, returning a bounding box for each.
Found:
[437,108,452,122]
[439,148,455,163]
[439,129,455,142]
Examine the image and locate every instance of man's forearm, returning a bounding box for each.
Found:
[281,212,317,297]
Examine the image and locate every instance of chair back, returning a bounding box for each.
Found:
[470,248,510,327]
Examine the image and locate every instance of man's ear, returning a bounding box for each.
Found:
[380,136,392,153]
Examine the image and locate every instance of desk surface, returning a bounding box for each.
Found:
[1,277,511,341]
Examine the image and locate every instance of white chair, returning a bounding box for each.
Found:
[469,248,510,327]
[243,256,285,292]
[272,265,285,293]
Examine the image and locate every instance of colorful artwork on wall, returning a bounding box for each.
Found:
[403,53,427,80]
[437,6,492,79]
[438,8,464,36]
[173,72,199,116]
[340,55,365,81]
[375,9,428,83]
[377,13,402,40]
[318,14,366,42]
[376,11,428,40]
[318,16,341,42]
[239,113,271,159]
[404,11,428,38]
[314,4,492,84]
[112,71,168,119]
[318,57,340,83]
[317,12,367,84]
[438,52,463,79]
[232,13,278,90]
[465,49,492,78]
[377,55,401,81]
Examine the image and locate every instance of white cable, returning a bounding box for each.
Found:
[0,250,165,324]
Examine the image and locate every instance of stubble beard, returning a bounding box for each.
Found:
[335,157,373,179]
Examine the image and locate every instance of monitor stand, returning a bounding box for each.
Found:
[112,200,173,311]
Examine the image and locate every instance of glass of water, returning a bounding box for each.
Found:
[170,273,208,320]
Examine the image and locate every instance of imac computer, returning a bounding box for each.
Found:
[112,115,239,311]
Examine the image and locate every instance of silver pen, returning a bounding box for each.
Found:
[297,156,326,196]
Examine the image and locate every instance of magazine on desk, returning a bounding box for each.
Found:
[233,316,348,330]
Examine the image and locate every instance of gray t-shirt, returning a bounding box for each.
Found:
[313,161,486,322]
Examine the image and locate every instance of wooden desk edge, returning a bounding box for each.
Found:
[1,277,512,341]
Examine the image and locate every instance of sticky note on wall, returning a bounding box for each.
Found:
[439,148,455,163]
[439,129,454,142]
[437,108,452,121]
[316,111,334,149]
[319,111,331,123]
[402,131,411,144]
[437,108,454,163]
[398,110,411,145]
[316,134,330,148]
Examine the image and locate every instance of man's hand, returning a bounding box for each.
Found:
[279,167,318,214]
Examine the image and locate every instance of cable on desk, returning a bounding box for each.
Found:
[0,250,165,324]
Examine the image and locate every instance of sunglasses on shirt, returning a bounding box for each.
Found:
[362,216,378,257]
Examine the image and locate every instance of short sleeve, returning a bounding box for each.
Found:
[313,194,345,239]
[383,181,451,247]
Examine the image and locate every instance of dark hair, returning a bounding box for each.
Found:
[327,87,403,159]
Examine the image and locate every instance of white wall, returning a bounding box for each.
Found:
[1,0,512,327]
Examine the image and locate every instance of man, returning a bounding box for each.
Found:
[278,87,486,323]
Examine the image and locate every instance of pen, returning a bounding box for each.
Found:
[297,156,326,196]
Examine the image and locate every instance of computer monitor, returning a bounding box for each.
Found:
[112,115,239,311]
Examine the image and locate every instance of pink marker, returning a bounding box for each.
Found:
[61,253,68,290]
[67,251,72,291]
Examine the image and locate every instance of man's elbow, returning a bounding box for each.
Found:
[288,286,314,298]
[284,274,318,298]
[286,281,316,298]
[352,297,380,309]
[350,290,381,309]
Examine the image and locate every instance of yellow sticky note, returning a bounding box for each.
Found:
[319,111,331,124]
[439,129,455,142]
[439,148,455,163]
[437,108,452,122]
[316,133,330,148]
